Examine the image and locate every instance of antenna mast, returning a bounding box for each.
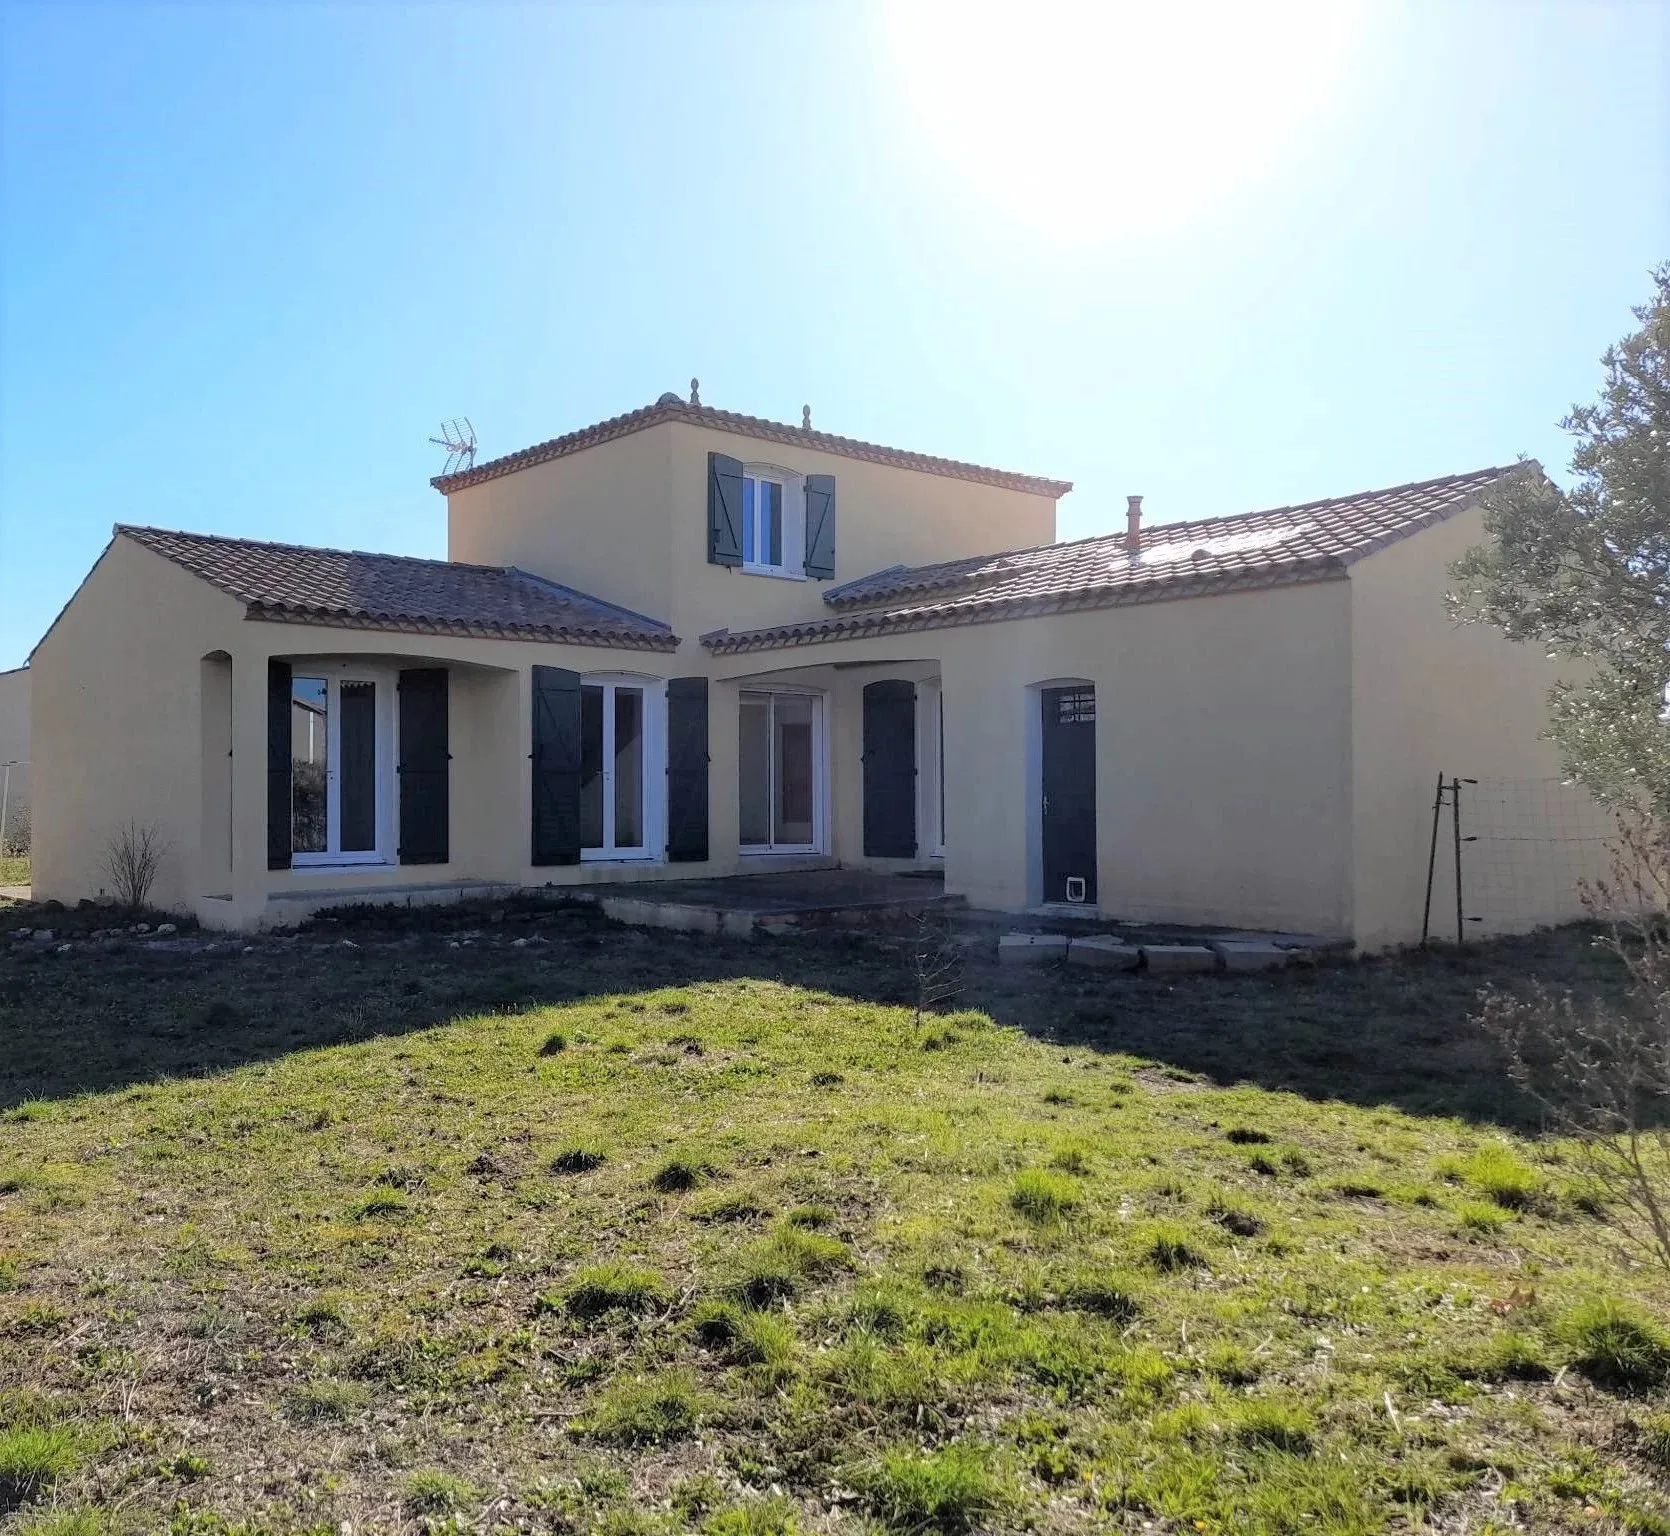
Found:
[429,418,477,475]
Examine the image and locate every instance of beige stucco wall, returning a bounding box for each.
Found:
[708,580,1357,936]
[31,538,244,912]
[444,418,1058,653]
[32,533,910,929]
[942,584,1355,932]
[31,495,1587,945]
[1347,502,1605,950]
[447,426,677,629]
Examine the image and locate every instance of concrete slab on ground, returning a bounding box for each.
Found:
[1067,936,1142,970]
[1209,939,1293,972]
[1141,943,1217,973]
[999,932,1069,964]
[574,869,955,940]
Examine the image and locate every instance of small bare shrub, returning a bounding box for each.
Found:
[1475,812,1670,1271]
[907,903,964,1027]
[103,819,168,910]
[0,803,28,858]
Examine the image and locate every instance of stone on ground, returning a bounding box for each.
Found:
[1067,936,1142,970]
[1140,943,1216,974]
[998,932,1069,964]
[1209,939,1291,972]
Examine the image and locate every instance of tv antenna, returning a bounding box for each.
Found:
[429,418,477,475]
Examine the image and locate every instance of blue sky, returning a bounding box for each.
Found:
[1,0,1665,670]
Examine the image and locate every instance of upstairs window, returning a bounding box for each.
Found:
[741,467,804,577]
[742,474,784,569]
[708,453,836,579]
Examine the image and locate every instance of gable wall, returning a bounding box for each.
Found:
[30,538,247,911]
[1347,504,1605,949]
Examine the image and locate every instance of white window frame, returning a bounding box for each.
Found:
[920,680,946,860]
[580,674,666,864]
[741,464,806,580]
[290,666,396,869]
[738,687,827,855]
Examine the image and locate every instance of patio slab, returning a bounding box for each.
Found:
[572,868,956,939]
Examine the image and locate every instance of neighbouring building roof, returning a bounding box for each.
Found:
[702,465,1522,655]
[430,395,1074,499]
[117,525,679,651]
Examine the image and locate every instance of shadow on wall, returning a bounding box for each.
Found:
[0,895,1628,1128]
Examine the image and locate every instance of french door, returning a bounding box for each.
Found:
[739,690,823,853]
[290,673,385,865]
[580,678,656,860]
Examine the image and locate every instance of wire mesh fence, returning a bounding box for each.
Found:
[0,761,29,858]
[1424,775,1616,941]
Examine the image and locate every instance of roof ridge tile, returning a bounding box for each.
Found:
[430,398,1073,499]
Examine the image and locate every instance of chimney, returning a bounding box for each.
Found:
[1125,494,1143,557]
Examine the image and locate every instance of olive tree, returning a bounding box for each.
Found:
[1449,263,1670,812]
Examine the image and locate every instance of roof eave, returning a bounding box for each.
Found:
[243,602,681,653]
[703,558,1350,655]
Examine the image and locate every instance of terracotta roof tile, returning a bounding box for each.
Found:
[702,465,1520,655]
[118,526,678,651]
[431,397,1073,499]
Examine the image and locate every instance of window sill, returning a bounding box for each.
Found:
[740,845,821,857]
[581,851,661,865]
[740,564,807,582]
[291,854,394,870]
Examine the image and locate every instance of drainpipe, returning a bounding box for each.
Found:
[1125,495,1143,557]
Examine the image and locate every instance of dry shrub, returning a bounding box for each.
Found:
[1475,811,1670,1270]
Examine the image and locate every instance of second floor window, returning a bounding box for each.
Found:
[741,468,804,576]
[743,472,784,570]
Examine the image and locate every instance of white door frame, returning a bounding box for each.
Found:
[581,674,666,863]
[290,665,396,869]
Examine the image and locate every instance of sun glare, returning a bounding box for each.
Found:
[876,0,1364,244]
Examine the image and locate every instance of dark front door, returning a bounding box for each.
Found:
[1041,686,1097,903]
[863,680,917,858]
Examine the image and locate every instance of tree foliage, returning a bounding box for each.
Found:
[1450,263,1670,811]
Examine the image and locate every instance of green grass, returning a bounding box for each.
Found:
[0,855,27,888]
[0,1424,83,1497]
[850,1442,1013,1532]
[555,1262,672,1320]
[0,905,1664,1532]
[1559,1297,1670,1392]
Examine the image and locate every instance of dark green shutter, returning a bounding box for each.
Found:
[531,665,583,865]
[340,683,378,853]
[862,679,917,858]
[666,677,709,862]
[804,473,837,579]
[267,659,292,870]
[397,668,449,865]
[708,452,744,566]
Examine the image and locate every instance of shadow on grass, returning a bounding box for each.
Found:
[0,895,1628,1128]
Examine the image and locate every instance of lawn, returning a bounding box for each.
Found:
[0,856,27,888]
[0,899,1667,1535]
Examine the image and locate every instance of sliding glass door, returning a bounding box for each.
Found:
[739,690,822,853]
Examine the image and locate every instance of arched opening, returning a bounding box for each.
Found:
[199,652,232,896]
